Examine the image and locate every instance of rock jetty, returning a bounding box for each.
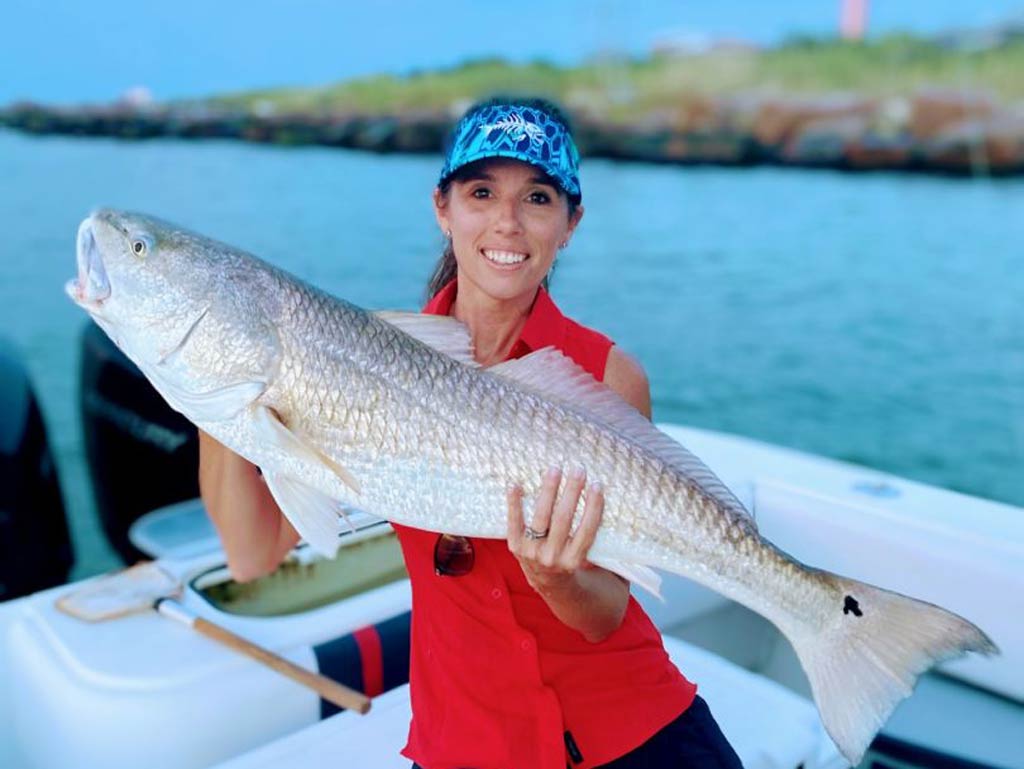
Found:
[2,92,1022,176]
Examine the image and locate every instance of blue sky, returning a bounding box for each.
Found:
[3,0,1022,104]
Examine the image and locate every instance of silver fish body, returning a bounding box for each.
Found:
[68,209,997,764]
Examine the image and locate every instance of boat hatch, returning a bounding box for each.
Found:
[191,523,407,617]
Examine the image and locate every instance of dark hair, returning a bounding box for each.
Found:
[425,96,581,302]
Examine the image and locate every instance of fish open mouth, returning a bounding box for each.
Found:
[66,217,111,307]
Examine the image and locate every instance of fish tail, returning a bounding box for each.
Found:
[792,573,998,765]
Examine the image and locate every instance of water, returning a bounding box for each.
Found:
[1,129,1021,579]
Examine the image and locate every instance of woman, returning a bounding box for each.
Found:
[199,98,742,769]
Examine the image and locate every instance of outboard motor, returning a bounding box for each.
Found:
[79,321,199,564]
[0,339,73,600]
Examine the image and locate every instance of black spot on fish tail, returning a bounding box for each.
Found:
[843,595,863,617]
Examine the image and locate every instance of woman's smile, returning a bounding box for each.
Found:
[481,248,529,268]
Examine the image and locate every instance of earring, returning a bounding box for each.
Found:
[445,229,452,239]
[559,240,568,249]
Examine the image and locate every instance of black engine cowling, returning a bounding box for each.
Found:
[79,322,199,564]
[0,340,74,600]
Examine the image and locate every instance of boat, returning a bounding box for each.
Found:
[0,324,1020,769]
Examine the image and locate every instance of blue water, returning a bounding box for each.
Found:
[1,129,1021,578]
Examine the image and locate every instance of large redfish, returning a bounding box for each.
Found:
[66,209,996,764]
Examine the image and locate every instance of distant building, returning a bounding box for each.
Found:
[118,87,154,107]
[652,31,760,57]
[652,30,715,57]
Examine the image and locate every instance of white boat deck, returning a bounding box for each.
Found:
[1,424,1020,769]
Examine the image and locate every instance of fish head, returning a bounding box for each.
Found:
[70,209,166,315]
[67,208,218,355]
[66,209,280,421]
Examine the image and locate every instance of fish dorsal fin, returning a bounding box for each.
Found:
[490,348,756,529]
[375,311,479,367]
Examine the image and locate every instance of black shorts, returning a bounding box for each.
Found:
[593,695,744,768]
[411,695,744,769]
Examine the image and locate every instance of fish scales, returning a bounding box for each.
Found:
[259,276,866,624]
[279,288,767,585]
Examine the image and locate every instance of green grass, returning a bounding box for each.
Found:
[198,35,1024,118]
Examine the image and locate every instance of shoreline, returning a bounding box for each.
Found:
[2,92,1023,177]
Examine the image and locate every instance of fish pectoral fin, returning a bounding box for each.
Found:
[589,556,663,599]
[254,406,362,495]
[491,347,757,530]
[141,363,266,423]
[374,311,478,367]
[262,472,342,558]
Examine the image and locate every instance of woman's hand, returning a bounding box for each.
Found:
[507,467,629,642]
[507,466,602,591]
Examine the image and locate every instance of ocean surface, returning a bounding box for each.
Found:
[1,129,1021,579]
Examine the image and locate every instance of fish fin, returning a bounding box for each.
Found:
[792,573,999,765]
[374,311,478,366]
[262,472,342,558]
[491,348,755,529]
[140,363,266,423]
[254,406,362,495]
[590,556,663,599]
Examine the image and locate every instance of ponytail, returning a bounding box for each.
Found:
[425,238,458,303]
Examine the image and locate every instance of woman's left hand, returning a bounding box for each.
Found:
[507,466,604,594]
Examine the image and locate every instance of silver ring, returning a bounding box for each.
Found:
[524,526,549,541]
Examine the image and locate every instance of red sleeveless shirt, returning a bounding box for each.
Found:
[395,280,696,769]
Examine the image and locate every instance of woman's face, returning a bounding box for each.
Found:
[434,158,583,303]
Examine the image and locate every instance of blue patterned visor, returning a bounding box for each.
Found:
[439,103,581,199]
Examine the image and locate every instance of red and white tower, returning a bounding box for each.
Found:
[840,0,869,40]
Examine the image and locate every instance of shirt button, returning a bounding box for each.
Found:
[520,638,532,652]
[491,588,503,600]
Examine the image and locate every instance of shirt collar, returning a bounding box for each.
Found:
[422,278,458,316]
[516,283,568,354]
[422,278,568,358]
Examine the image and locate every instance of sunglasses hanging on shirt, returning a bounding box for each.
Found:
[433,533,475,577]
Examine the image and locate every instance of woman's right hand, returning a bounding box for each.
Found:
[198,431,299,582]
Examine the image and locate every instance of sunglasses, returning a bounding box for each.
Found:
[434,534,475,577]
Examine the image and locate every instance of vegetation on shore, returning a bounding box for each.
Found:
[201,35,1024,120]
[5,33,1021,176]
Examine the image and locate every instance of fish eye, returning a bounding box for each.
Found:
[131,237,150,257]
